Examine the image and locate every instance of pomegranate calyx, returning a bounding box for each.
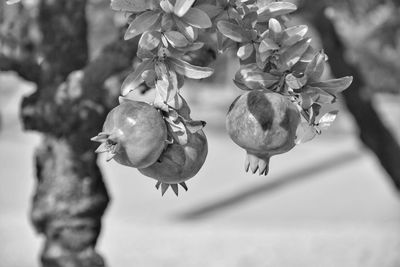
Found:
[91,132,122,162]
[155,181,188,196]
[244,152,270,176]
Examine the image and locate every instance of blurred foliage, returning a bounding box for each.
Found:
[327,0,400,94]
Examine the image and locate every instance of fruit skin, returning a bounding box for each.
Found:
[138,129,208,184]
[226,89,300,175]
[98,99,167,168]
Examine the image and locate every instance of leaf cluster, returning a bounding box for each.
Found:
[111,0,353,146]
[213,0,353,144]
[111,0,215,145]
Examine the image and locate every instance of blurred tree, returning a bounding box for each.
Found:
[0,0,399,266]
[298,0,400,190]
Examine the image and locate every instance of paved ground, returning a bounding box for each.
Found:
[1,75,400,267]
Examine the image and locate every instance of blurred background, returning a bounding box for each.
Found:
[1,0,400,266]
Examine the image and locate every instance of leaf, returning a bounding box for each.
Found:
[301,86,335,104]
[124,11,160,40]
[121,60,154,96]
[155,79,170,102]
[180,42,204,52]
[161,12,175,30]
[235,64,279,90]
[268,18,282,42]
[196,4,223,19]
[317,111,338,130]
[168,94,191,119]
[181,8,212,28]
[237,43,254,60]
[165,115,188,145]
[166,69,179,102]
[185,120,206,133]
[169,58,214,79]
[160,0,174,13]
[295,122,317,144]
[281,25,308,47]
[164,31,189,47]
[137,46,156,59]
[279,38,311,69]
[291,46,315,73]
[233,79,252,91]
[174,0,196,17]
[154,87,169,112]
[139,31,161,50]
[255,44,267,69]
[305,51,326,82]
[309,77,353,94]
[217,21,249,43]
[259,37,279,53]
[141,70,156,87]
[285,73,307,89]
[257,2,297,22]
[174,18,196,42]
[110,0,149,12]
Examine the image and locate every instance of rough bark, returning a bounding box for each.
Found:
[9,1,136,266]
[305,2,400,190]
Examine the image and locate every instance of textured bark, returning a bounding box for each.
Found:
[305,3,400,190]
[23,1,108,267]
[5,1,134,266]
[0,1,138,265]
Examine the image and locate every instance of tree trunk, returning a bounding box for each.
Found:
[0,1,139,265]
[22,1,109,266]
[305,2,400,191]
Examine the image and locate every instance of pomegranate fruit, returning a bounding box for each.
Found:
[226,89,300,175]
[139,129,208,196]
[91,98,167,168]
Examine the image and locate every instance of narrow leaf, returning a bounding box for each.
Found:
[169,58,214,79]
[309,76,353,94]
